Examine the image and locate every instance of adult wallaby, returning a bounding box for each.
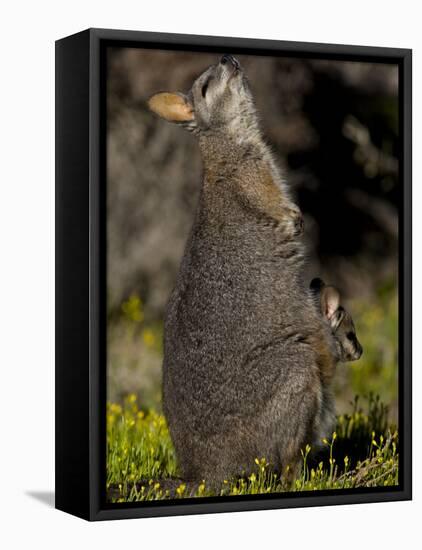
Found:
[309,277,363,445]
[148,55,336,485]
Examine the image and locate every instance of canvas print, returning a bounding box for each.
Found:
[106,48,399,503]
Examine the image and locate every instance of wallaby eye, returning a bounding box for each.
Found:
[201,82,209,98]
[346,331,355,341]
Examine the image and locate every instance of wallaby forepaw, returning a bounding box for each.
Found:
[294,212,305,236]
[286,207,304,237]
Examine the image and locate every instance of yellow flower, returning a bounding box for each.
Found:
[127,393,137,404]
[176,483,186,496]
[142,328,156,348]
[121,295,144,323]
[109,403,122,415]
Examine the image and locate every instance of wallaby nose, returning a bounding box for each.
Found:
[354,344,363,360]
[221,54,240,69]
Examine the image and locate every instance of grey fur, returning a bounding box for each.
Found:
[148,56,339,485]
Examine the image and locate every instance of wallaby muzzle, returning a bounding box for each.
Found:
[351,342,363,361]
[220,54,242,77]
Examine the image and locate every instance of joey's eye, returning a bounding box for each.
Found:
[346,332,355,341]
[201,82,209,98]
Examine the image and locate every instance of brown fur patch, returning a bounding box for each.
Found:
[309,332,337,385]
[236,166,302,231]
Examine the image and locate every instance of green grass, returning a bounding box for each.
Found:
[106,394,398,503]
[106,287,399,502]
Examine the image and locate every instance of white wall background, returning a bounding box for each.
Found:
[0,1,419,547]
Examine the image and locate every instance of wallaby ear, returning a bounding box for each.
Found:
[147,92,195,124]
[329,306,345,331]
[320,285,341,321]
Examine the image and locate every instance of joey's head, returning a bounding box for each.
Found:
[147,55,258,139]
[310,278,363,363]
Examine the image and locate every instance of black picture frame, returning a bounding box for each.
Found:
[55,28,412,521]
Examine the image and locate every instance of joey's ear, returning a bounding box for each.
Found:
[147,92,195,124]
[310,278,325,295]
[320,285,341,321]
[329,306,345,331]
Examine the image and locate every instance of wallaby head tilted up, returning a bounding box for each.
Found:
[148,54,304,236]
[148,56,334,485]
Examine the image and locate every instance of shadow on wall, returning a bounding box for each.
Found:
[25,491,55,508]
